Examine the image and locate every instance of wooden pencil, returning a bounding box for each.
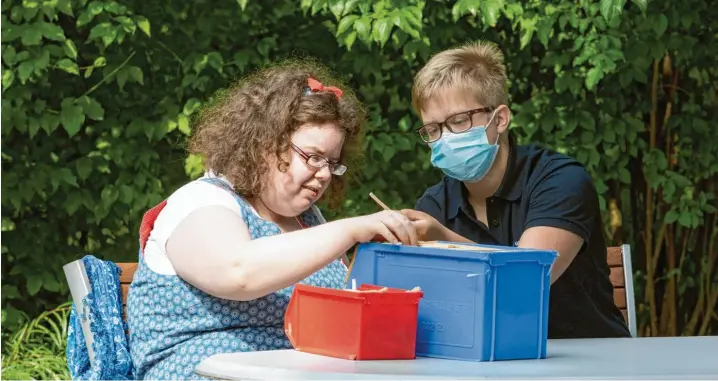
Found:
[344,192,391,285]
[368,192,390,210]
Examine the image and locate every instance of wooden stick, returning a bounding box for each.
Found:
[369,192,390,210]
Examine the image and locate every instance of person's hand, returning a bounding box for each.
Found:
[400,209,446,242]
[348,210,418,246]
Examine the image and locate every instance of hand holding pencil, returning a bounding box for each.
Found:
[369,192,446,243]
[347,192,417,246]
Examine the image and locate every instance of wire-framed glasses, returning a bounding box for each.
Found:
[290,143,347,176]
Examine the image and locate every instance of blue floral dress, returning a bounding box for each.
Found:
[126,178,347,380]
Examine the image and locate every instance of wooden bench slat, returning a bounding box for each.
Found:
[610,266,625,287]
[122,284,130,306]
[613,287,626,309]
[607,246,623,267]
[118,263,138,283]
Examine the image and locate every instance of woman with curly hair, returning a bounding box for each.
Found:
[126,59,418,380]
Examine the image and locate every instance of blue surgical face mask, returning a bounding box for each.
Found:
[428,110,500,182]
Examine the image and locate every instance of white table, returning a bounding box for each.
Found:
[194,336,718,380]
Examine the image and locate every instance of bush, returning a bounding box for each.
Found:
[1,302,71,380]
[2,0,716,338]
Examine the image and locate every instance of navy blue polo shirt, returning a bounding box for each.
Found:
[415,134,631,339]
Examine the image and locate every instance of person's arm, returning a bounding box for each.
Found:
[519,163,598,284]
[403,163,596,284]
[166,206,415,301]
[312,204,350,266]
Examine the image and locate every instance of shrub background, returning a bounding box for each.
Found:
[2,0,716,355]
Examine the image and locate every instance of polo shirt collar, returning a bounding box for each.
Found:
[493,133,523,202]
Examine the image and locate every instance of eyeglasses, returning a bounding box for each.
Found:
[291,143,347,176]
[416,107,494,143]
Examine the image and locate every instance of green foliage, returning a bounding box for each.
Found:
[2,0,716,339]
[1,302,71,380]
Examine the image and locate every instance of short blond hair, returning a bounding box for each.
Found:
[411,40,509,114]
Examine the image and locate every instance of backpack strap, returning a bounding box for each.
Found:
[138,200,168,252]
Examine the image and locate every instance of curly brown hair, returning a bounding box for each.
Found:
[188,58,366,210]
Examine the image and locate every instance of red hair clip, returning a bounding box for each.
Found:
[307,77,343,100]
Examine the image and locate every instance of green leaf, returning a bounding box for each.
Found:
[63,39,78,59]
[101,185,119,208]
[372,18,392,48]
[76,157,93,180]
[600,0,625,24]
[624,115,646,132]
[678,212,691,228]
[536,19,552,48]
[60,98,85,136]
[619,168,631,184]
[43,276,60,292]
[664,210,679,224]
[21,26,43,46]
[631,0,647,12]
[2,69,15,91]
[76,11,95,27]
[136,16,151,37]
[237,0,249,11]
[451,0,477,22]
[57,0,73,16]
[654,14,668,37]
[27,277,42,296]
[585,67,603,90]
[604,127,616,143]
[88,22,110,40]
[344,31,357,50]
[128,66,144,84]
[183,98,202,115]
[78,96,105,120]
[480,0,505,26]
[28,119,40,138]
[59,167,79,187]
[56,58,79,75]
[18,61,34,83]
[519,18,536,49]
[39,22,65,41]
[329,0,344,20]
[87,23,116,46]
[2,285,20,299]
[354,17,372,44]
[337,15,358,36]
[178,114,191,135]
[119,184,135,204]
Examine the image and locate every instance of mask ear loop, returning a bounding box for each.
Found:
[486,107,502,146]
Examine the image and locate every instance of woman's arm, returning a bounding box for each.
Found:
[166,206,415,301]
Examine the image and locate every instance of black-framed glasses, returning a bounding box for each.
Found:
[291,143,347,176]
[416,107,494,143]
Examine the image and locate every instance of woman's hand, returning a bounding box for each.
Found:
[399,209,446,242]
[349,210,418,245]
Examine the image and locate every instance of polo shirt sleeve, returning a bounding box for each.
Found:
[524,162,599,242]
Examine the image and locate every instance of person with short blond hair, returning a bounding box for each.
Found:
[401,40,631,339]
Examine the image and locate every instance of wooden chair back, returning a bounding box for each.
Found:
[118,263,138,318]
[607,245,638,337]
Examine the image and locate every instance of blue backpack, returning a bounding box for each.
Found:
[65,255,134,380]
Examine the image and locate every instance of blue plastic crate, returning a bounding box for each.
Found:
[346,241,557,362]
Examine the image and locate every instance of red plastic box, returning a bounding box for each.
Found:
[284,283,423,360]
